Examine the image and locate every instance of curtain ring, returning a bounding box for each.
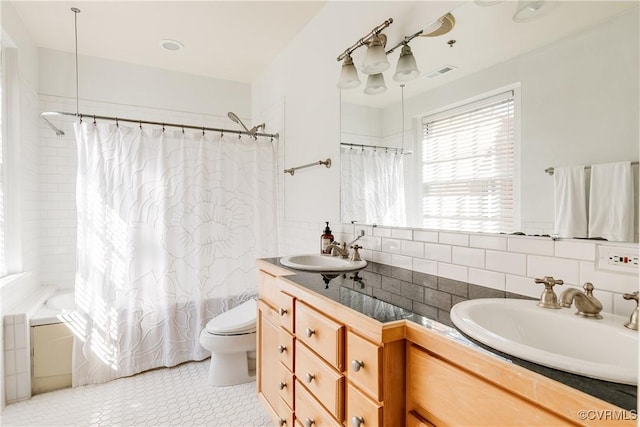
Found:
[79,114,83,124]
[93,115,96,126]
[162,123,165,132]
[115,117,119,127]
[139,120,142,129]
[202,127,205,136]
[181,125,185,134]
[220,130,223,137]
[238,133,241,140]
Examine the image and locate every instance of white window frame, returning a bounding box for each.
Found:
[418,86,521,234]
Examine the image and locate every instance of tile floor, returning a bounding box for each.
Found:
[1,360,272,426]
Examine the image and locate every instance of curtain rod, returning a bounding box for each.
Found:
[341,142,413,155]
[40,111,280,140]
[545,161,639,175]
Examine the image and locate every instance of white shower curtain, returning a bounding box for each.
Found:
[341,147,406,226]
[71,122,277,386]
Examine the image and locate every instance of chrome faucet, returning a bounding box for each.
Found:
[622,291,639,330]
[534,276,563,309]
[560,283,603,319]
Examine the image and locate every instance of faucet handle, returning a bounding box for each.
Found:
[350,245,362,262]
[623,292,639,331]
[583,282,595,295]
[534,276,563,309]
[623,291,639,305]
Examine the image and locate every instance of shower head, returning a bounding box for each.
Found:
[249,123,266,134]
[227,112,250,133]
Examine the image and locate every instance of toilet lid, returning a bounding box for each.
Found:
[206,299,257,334]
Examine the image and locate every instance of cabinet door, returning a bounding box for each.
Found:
[346,331,382,401]
[258,301,282,415]
[295,301,344,371]
[407,344,570,426]
[346,383,382,427]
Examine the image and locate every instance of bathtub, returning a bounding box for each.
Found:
[31,289,75,326]
[30,289,75,394]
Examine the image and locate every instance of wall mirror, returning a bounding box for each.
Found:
[340,1,639,242]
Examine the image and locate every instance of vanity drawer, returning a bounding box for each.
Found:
[279,398,293,427]
[295,379,342,427]
[346,331,382,401]
[346,383,382,427]
[295,301,345,371]
[258,272,280,308]
[277,362,294,408]
[295,341,344,421]
[407,344,569,426]
[277,292,295,333]
[278,328,295,371]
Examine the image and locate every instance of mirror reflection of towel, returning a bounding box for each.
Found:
[553,166,587,238]
[588,161,634,242]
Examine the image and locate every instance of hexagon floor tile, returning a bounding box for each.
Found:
[1,360,272,426]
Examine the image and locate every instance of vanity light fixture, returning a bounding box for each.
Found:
[337,54,361,89]
[364,73,387,95]
[392,44,419,82]
[513,0,557,22]
[362,34,390,74]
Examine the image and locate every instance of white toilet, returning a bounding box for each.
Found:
[199,298,257,386]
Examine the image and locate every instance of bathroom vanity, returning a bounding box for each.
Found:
[256,258,636,426]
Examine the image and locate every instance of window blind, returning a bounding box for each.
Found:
[421,91,515,233]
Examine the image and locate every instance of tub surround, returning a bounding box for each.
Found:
[257,258,636,426]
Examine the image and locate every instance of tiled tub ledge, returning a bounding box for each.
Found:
[260,258,638,411]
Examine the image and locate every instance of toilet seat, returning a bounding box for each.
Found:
[205,298,257,335]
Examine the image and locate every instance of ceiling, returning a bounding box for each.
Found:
[7,0,638,104]
[8,0,327,84]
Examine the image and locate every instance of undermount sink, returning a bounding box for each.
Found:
[450,298,638,385]
[279,254,366,272]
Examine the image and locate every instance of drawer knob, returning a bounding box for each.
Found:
[278,345,287,353]
[279,308,288,316]
[279,381,287,390]
[278,418,287,426]
[305,373,315,383]
[304,419,315,427]
[351,359,365,372]
[351,416,365,427]
[305,328,315,337]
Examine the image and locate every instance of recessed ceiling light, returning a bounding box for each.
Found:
[159,39,184,52]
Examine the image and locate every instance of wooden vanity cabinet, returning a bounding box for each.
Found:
[257,260,634,427]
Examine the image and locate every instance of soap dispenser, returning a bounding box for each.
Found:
[321,222,334,254]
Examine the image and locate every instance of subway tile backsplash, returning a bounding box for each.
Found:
[280,222,638,316]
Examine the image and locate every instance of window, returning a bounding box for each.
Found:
[421,91,515,233]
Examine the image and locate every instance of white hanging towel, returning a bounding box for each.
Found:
[553,166,588,238]
[588,161,635,242]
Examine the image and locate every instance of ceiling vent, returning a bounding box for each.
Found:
[424,65,458,79]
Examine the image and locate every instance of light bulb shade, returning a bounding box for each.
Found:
[362,34,390,75]
[364,73,387,95]
[337,55,361,89]
[513,0,556,22]
[393,44,420,82]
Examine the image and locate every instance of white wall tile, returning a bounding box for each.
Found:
[528,255,580,285]
[439,232,469,247]
[401,240,424,258]
[5,374,17,402]
[424,243,452,263]
[381,238,401,254]
[452,247,485,268]
[438,263,468,282]
[579,261,639,295]
[361,236,381,252]
[507,237,554,256]
[373,227,392,238]
[413,230,439,243]
[4,350,16,376]
[469,268,505,291]
[485,251,527,276]
[505,275,540,299]
[14,348,27,374]
[4,322,15,350]
[469,234,507,251]
[391,229,413,240]
[16,372,30,399]
[370,251,392,265]
[391,254,412,270]
[413,258,438,275]
[555,241,596,261]
[13,323,26,349]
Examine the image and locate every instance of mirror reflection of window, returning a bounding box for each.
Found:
[419,90,515,233]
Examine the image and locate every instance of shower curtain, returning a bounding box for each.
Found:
[341,147,406,226]
[71,122,277,386]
